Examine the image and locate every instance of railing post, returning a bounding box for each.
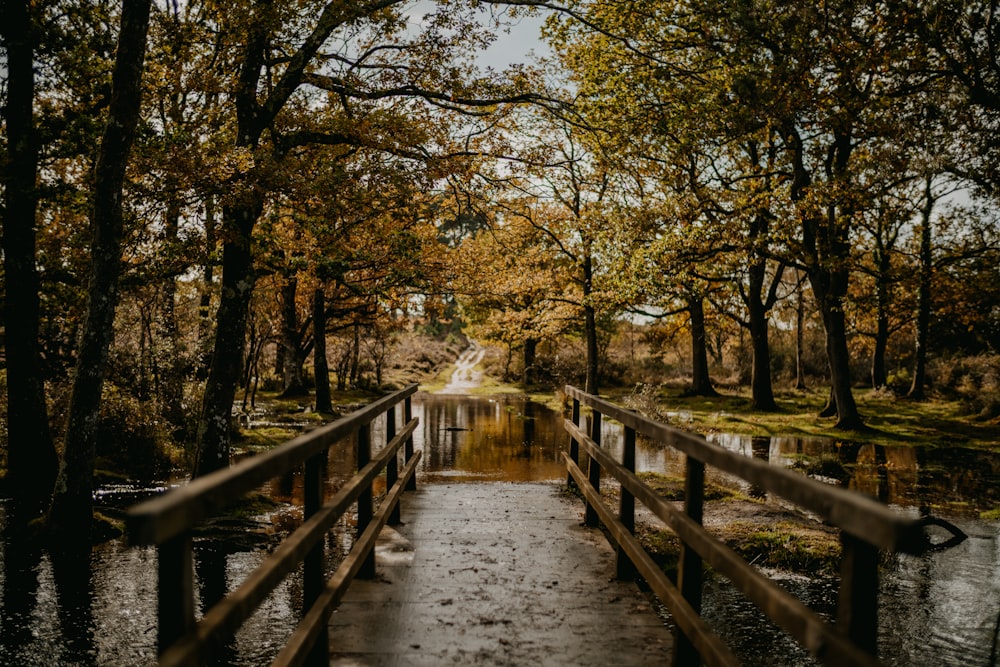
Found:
[567,397,580,489]
[584,409,602,528]
[386,405,401,525]
[674,456,705,666]
[616,425,636,580]
[303,452,327,665]
[157,531,195,656]
[404,396,416,491]
[357,421,376,579]
[838,533,879,657]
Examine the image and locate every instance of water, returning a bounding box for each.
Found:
[1,393,998,665]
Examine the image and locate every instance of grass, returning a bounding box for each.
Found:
[980,508,1000,521]
[604,384,1000,449]
[720,520,842,575]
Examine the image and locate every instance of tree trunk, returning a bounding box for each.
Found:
[583,253,600,395]
[746,255,778,411]
[350,320,362,388]
[195,195,217,379]
[795,274,808,390]
[811,269,864,429]
[687,296,718,397]
[871,241,891,390]
[160,195,186,428]
[313,288,332,413]
[194,202,260,477]
[48,0,152,536]
[1,0,59,521]
[789,125,862,428]
[280,275,306,396]
[908,177,934,400]
[523,337,537,386]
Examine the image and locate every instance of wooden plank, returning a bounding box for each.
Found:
[128,384,418,546]
[157,532,194,656]
[674,456,706,666]
[567,397,580,489]
[386,405,400,525]
[303,453,327,667]
[616,425,636,581]
[564,454,741,667]
[585,410,602,528]
[563,386,923,552]
[271,450,423,667]
[155,421,417,667]
[567,420,882,667]
[356,422,374,580]
[838,534,880,657]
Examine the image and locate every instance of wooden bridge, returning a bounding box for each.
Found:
[127,384,934,666]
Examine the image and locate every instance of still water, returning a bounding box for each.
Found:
[1,393,998,665]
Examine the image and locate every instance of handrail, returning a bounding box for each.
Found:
[126,383,420,666]
[563,385,927,666]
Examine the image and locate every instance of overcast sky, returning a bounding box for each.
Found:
[402,1,553,71]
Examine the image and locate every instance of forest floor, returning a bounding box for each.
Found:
[603,383,1000,450]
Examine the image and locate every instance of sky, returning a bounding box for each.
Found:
[402,1,553,71]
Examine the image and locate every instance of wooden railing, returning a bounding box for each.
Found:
[126,383,421,667]
[562,385,930,667]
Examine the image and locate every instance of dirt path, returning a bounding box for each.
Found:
[439,342,486,394]
[329,482,673,666]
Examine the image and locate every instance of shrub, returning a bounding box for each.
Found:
[95,384,175,481]
[929,353,1000,419]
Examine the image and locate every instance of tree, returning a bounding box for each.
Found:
[1,0,61,521]
[452,213,577,385]
[193,0,542,476]
[48,0,153,537]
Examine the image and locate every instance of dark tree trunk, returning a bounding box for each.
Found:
[279,275,306,396]
[789,126,863,429]
[350,320,361,388]
[194,202,260,478]
[583,254,599,395]
[48,0,152,536]
[871,300,890,391]
[195,195,217,379]
[871,237,892,390]
[811,269,864,429]
[688,296,718,397]
[161,195,186,428]
[746,252,779,411]
[1,0,59,521]
[313,288,332,413]
[523,337,537,386]
[795,275,808,390]
[908,177,934,400]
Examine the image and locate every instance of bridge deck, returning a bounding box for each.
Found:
[329,482,673,666]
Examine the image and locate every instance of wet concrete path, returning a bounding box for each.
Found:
[329,482,673,666]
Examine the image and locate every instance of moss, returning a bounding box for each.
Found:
[979,508,1000,521]
[637,471,751,502]
[720,520,841,575]
[638,527,681,577]
[234,426,302,451]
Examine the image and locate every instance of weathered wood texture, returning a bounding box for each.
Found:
[126,384,419,666]
[563,384,918,667]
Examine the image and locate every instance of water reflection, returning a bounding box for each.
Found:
[405,394,566,483]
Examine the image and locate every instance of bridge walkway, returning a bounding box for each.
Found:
[328,482,673,666]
